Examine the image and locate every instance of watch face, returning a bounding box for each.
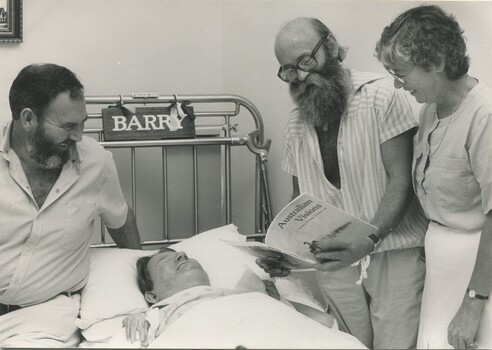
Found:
[469,289,477,298]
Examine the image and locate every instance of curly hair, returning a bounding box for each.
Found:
[375,4,469,80]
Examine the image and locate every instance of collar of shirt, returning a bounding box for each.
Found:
[292,69,387,136]
[348,68,386,93]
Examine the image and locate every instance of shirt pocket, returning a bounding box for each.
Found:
[425,157,475,209]
[63,201,97,251]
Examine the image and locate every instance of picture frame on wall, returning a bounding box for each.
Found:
[0,0,22,43]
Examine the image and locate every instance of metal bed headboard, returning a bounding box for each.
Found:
[85,94,272,247]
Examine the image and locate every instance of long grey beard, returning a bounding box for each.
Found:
[290,62,350,129]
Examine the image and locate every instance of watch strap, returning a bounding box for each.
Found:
[467,288,489,300]
[368,233,382,252]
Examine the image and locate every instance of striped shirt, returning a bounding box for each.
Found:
[282,70,428,252]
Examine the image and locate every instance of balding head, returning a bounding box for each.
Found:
[274,17,345,66]
[274,18,320,60]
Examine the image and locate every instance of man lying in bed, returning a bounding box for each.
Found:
[122,247,337,347]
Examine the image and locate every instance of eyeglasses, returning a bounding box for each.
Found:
[386,65,414,84]
[277,36,328,83]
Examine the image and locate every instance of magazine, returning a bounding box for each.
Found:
[224,193,378,271]
[222,239,316,270]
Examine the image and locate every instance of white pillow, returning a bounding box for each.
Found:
[76,248,156,331]
[169,224,268,289]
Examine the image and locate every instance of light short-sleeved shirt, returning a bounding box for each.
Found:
[413,82,492,230]
[0,122,128,306]
[282,70,428,252]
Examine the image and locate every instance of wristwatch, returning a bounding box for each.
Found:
[467,288,489,300]
[368,233,382,253]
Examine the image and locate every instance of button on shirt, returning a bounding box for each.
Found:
[0,122,128,306]
[282,70,428,252]
[413,82,492,230]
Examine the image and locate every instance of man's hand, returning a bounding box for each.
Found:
[447,297,484,349]
[122,312,150,347]
[314,235,374,271]
[255,258,291,278]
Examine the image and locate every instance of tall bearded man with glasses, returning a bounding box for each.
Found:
[257,17,428,349]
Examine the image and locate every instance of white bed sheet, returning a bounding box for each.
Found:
[81,292,366,349]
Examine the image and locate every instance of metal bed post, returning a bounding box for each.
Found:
[232,98,269,234]
[224,115,232,225]
[260,156,273,231]
[192,146,199,234]
[162,147,169,240]
[131,147,137,223]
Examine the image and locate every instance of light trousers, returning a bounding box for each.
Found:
[0,294,80,348]
[417,222,492,349]
[317,247,425,349]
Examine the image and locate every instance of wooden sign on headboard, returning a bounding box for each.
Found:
[102,103,195,141]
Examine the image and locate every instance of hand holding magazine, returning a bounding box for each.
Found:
[223,240,316,270]
[224,193,378,271]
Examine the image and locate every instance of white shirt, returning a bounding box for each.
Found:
[0,122,128,306]
[413,82,492,229]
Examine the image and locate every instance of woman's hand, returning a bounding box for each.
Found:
[448,297,485,349]
[449,213,492,348]
[122,312,150,347]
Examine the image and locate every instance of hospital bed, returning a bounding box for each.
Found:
[72,94,365,348]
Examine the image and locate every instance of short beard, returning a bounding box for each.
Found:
[289,56,351,129]
[27,123,74,170]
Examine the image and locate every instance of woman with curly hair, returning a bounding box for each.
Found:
[375,4,492,349]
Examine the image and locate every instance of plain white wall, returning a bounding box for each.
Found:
[1,0,491,233]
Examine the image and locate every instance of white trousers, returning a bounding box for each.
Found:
[0,294,81,348]
[417,221,492,349]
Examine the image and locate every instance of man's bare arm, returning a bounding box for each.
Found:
[107,205,142,249]
[369,129,414,238]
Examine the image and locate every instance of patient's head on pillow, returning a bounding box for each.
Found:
[137,247,211,304]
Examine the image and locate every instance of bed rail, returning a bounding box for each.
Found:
[85,94,272,247]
